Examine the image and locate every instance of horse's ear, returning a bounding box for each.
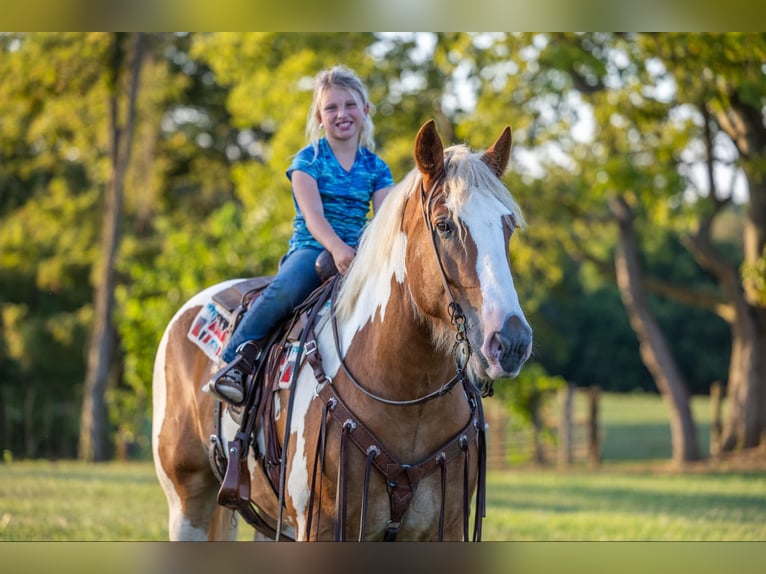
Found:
[414,120,445,183]
[481,126,513,178]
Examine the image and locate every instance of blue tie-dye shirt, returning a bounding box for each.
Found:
[286,138,394,254]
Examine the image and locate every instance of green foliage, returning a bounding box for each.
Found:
[742,246,766,306]
[530,235,731,394]
[1,32,763,459]
[493,363,566,426]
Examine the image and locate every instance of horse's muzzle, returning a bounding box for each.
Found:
[483,314,533,378]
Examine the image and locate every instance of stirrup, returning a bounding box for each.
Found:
[206,341,262,405]
[211,367,246,404]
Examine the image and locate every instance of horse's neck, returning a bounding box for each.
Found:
[334,282,470,462]
[340,280,455,401]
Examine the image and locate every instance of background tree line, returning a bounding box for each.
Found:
[0,33,763,464]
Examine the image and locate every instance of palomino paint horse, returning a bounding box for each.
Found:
[152,120,532,541]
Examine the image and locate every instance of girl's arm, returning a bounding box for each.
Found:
[291,170,356,275]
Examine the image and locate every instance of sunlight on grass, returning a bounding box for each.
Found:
[0,461,167,541]
[2,460,764,541]
[483,468,766,541]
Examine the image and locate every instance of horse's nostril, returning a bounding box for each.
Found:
[494,332,511,355]
[495,315,533,371]
[484,316,533,373]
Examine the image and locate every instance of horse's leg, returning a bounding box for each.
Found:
[153,306,238,541]
[155,437,239,540]
[209,503,239,541]
[161,464,225,541]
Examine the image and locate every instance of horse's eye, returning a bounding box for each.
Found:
[435,220,452,236]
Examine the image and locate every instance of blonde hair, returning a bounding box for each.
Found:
[306,65,377,151]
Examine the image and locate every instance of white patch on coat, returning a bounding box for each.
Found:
[151,279,243,540]
[342,232,406,347]
[284,313,342,540]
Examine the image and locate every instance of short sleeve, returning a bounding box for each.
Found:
[286,145,319,182]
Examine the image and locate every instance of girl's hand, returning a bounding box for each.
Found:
[332,244,356,275]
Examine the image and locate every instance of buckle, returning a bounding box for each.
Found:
[314,375,332,396]
[305,340,317,355]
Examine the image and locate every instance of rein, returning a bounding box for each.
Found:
[329,284,465,407]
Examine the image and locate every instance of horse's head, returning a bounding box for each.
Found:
[405,120,532,389]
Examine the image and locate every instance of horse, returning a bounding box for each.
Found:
[151,120,532,541]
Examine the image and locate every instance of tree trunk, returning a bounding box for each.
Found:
[531,397,546,464]
[79,33,144,461]
[609,195,700,463]
[711,96,766,451]
[24,386,36,459]
[719,181,766,450]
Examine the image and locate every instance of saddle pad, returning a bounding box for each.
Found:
[277,343,300,389]
[275,298,333,390]
[187,277,273,361]
[188,301,232,362]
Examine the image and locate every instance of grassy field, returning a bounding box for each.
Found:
[599,391,716,461]
[1,392,765,541]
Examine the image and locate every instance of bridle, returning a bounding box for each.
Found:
[328,172,488,408]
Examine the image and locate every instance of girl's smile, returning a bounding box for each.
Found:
[319,86,367,143]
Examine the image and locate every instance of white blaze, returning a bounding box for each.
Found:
[456,189,528,342]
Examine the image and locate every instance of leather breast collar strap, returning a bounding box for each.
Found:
[305,325,486,541]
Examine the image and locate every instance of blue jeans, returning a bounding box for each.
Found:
[221,247,322,363]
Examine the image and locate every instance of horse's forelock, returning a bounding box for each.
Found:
[443,144,525,230]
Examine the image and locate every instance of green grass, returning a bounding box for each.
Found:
[2,460,764,541]
[1,393,763,541]
[0,461,167,541]
[490,391,719,465]
[598,392,715,461]
[483,467,766,540]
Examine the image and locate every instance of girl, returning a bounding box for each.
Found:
[206,65,393,404]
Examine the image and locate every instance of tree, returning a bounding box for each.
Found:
[464,32,766,457]
[79,33,145,461]
[0,33,111,458]
[640,33,766,451]
[1,32,749,461]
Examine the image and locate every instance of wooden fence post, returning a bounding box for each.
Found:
[532,401,546,465]
[558,383,574,467]
[487,403,509,470]
[710,381,723,457]
[587,386,601,468]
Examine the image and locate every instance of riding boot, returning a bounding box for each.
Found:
[206,340,262,405]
